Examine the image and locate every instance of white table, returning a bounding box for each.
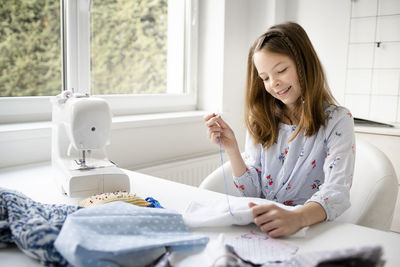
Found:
[1,163,400,266]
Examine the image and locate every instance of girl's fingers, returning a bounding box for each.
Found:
[214,116,230,129]
[267,228,284,238]
[208,130,221,144]
[248,202,257,208]
[251,203,276,217]
[203,113,217,122]
[207,129,217,141]
[204,113,235,148]
[260,220,279,233]
[253,210,275,226]
[209,126,223,133]
[205,115,230,130]
[205,116,220,127]
[210,131,220,140]
[207,126,222,138]
[206,120,224,142]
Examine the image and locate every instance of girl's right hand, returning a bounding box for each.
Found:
[204,113,238,153]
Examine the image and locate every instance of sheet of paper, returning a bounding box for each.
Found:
[225,231,298,264]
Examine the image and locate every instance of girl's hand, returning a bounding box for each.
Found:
[204,113,238,153]
[249,202,304,238]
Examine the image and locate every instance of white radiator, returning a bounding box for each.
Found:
[136,153,226,186]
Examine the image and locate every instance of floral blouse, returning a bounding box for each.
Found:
[233,105,355,221]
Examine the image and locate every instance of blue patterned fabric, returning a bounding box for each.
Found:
[54,201,209,267]
[0,187,80,266]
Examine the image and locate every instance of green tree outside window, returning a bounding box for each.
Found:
[0,0,168,97]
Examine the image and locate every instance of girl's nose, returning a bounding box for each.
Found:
[270,76,280,89]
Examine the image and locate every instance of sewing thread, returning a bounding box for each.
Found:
[217,136,235,217]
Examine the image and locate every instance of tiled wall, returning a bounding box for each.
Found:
[345,0,400,123]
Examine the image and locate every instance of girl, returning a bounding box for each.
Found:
[204,22,355,238]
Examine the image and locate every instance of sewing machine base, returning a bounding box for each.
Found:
[53,166,130,198]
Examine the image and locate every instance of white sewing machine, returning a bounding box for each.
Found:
[51,91,130,197]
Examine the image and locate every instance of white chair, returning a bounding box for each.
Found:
[199,138,398,231]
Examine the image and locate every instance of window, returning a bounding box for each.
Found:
[90,0,168,95]
[0,0,61,97]
[0,0,198,123]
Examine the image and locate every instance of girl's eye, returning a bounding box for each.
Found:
[262,76,269,81]
[278,67,287,74]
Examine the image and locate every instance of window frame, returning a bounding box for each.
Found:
[0,0,198,123]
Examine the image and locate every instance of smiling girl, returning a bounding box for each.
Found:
[204,22,355,237]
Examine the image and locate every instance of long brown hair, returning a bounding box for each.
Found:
[244,22,336,149]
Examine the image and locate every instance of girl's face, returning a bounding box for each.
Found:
[253,50,301,111]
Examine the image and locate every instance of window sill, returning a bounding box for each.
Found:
[112,110,207,130]
[0,111,208,140]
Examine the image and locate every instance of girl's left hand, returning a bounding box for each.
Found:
[249,202,303,238]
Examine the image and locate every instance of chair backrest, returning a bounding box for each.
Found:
[199,159,240,197]
[336,138,398,231]
[199,139,398,231]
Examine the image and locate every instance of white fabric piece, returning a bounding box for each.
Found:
[170,234,231,267]
[183,196,307,237]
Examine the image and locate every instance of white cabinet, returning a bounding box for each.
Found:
[345,0,400,124]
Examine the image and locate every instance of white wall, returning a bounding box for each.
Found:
[285,0,351,105]
[198,0,293,150]
[198,0,278,154]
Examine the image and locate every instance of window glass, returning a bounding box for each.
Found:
[0,0,61,97]
[90,0,168,95]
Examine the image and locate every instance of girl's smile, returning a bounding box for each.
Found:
[277,85,292,96]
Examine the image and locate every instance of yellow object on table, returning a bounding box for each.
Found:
[78,191,151,208]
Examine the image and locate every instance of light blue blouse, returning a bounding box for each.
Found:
[233,105,355,220]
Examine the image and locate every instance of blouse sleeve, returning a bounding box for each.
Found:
[306,107,355,221]
[232,131,263,197]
